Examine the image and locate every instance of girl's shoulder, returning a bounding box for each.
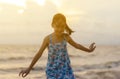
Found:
[44,34,52,39]
[43,34,51,43]
[44,33,54,42]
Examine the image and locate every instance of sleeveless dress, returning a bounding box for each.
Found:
[45,35,75,79]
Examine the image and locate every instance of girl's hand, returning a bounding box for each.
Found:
[89,42,96,52]
[19,68,30,78]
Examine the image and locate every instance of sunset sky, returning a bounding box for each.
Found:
[0,0,120,45]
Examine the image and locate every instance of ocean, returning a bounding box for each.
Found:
[0,45,120,79]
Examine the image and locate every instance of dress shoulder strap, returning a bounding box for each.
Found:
[63,33,68,41]
[49,34,52,43]
[62,33,67,45]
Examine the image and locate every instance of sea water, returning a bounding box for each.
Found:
[0,45,120,79]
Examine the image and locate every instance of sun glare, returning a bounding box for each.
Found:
[0,7,2,13]
[50,0,62,7]
[0,0,26,7]
[65,10,84,15]
[0,0,62,8]
[35,0,46,6]
[0,7,2,11]
[18,9,24,14]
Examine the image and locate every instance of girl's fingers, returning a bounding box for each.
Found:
[91,43,96,48]
[92,45,96,51]
[22,73,27,78]
[19,70,28,78]
[19,70,23,76]
[92,43,95,47]
[89,44,93,49]
[93,42,95,44]
[89,43,96,52]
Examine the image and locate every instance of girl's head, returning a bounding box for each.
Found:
[51,13,74,35]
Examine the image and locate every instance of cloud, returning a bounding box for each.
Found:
[0,0,120,45]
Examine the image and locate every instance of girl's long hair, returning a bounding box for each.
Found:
[52,13,74,35]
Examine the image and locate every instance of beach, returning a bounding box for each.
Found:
[0,45,120,79]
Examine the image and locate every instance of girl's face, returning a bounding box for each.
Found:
[53,18,66,33]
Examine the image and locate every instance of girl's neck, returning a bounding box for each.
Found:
[52,32,64,44]
[53,32,63,37]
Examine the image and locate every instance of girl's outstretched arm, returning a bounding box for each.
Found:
[65,34,96,53]
[19,36,49,78]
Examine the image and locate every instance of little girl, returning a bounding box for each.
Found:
[19,13,96,79]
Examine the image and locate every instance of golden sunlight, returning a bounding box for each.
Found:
[35,0,46,6]
[18,9,24,14]
[0,0,26,7]
[64,10,85,16]
[0,7,2,14]
[0,7,2,11]
[50,0,62,7]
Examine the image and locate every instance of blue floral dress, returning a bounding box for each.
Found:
[45,35,75,79]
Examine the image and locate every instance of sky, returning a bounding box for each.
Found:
[0,0,120,45]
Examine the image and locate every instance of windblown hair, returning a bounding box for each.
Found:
[52,13,74,35]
